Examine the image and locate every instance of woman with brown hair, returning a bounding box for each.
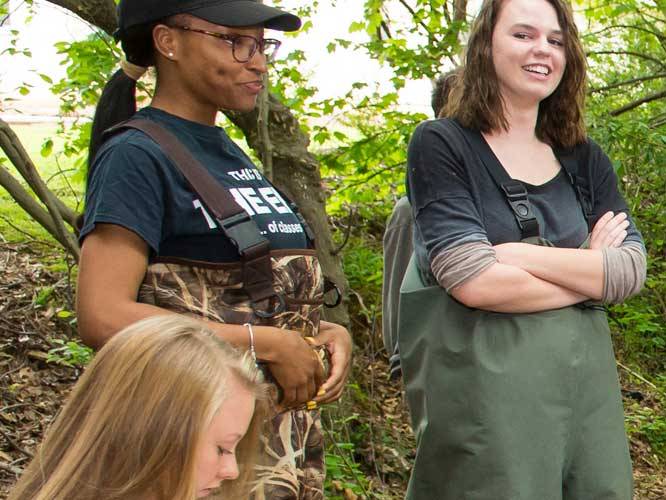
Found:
[75,1,352,498]
[8,316,268,500]
[399,0,645,498]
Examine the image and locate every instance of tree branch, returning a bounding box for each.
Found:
[397,0,434,39]
[45,0,117,35]
[0,166,67,244]
[586,50,666,70]
[454,0,468,23]
[590,72,666,93]
[0,121,77,227]
[583,24,666,43]
[0,120,80,259]
[610,88,666,116]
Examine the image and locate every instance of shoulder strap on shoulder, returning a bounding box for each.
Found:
[557,144,594,231]
[104,119,283,317]
[448,120,540,239]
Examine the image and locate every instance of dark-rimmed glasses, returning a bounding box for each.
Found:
[169,25,281,63]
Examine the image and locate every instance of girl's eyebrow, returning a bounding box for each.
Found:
[511,23,563,36]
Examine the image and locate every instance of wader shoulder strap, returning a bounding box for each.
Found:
[556,147,595,231]
[103,119,280,312]
[450,121,540,239]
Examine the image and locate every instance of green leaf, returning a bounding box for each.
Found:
[40,139,54,157]
[33,287,54,306]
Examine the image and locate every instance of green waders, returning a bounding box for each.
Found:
[398,256,632,500]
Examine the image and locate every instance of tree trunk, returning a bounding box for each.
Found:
[47,0,117,35]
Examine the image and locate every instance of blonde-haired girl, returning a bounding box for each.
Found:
[8,315,268,499]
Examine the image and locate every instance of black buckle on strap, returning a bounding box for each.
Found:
[501,181,539,237]
[217,212,267,256]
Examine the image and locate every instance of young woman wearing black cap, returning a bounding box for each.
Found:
[75,1,352,498]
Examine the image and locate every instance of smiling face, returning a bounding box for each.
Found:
[194,379,256,498]
[491,0,566,108]
[160,15,268,117]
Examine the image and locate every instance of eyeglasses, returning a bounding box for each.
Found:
[169,25,281,63]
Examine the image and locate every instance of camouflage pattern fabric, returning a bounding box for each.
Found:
[252,409,325,500]
[138,249,326,499]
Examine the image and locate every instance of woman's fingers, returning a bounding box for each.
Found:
[590,211,629,249]
[267,330,326,407]
[591,211,615,238]
[611,230,628,249]
[310,324,352,404]
[607,219,630,247]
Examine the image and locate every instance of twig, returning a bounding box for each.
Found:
[0,427,33,459]
[331,206,355,256]
[610,89,666,117]
[0,214,37,242]
[0,363,25,382]
[0,461,23,475]
[0,402,33,413]
[366,307,386,488]
[617,361,657,389]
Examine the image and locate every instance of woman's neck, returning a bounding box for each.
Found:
[151,87,218,127]
[487,99,540,143]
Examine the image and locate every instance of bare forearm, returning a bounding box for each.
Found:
[452,262,588,313]
[76,297,285,360]
[494,243,604,300]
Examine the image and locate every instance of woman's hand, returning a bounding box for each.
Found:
[589,211,629,250]
[257,327,325,409]
[310,321,353,404]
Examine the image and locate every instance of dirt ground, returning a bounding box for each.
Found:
[1,243,665,499]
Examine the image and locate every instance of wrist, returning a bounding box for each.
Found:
[252,326,281,363]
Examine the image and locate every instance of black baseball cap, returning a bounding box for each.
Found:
[116,0,302,40]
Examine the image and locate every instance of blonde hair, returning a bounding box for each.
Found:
[8,316,268,500]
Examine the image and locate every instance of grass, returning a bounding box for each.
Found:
[0,122,84,243]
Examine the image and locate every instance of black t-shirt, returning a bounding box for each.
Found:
[407,118,644,276]
[81,107,309,262]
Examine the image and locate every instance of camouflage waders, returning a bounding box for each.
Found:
[138,249,327,499]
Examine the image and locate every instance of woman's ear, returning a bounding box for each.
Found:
[153,24,179,61]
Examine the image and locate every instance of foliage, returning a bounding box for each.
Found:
[49,32,122,182]
[582,0,666,373]
[581,0,666,125]
[625,376,666,461]
[47,338,93,367]
[322,408,373,498]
